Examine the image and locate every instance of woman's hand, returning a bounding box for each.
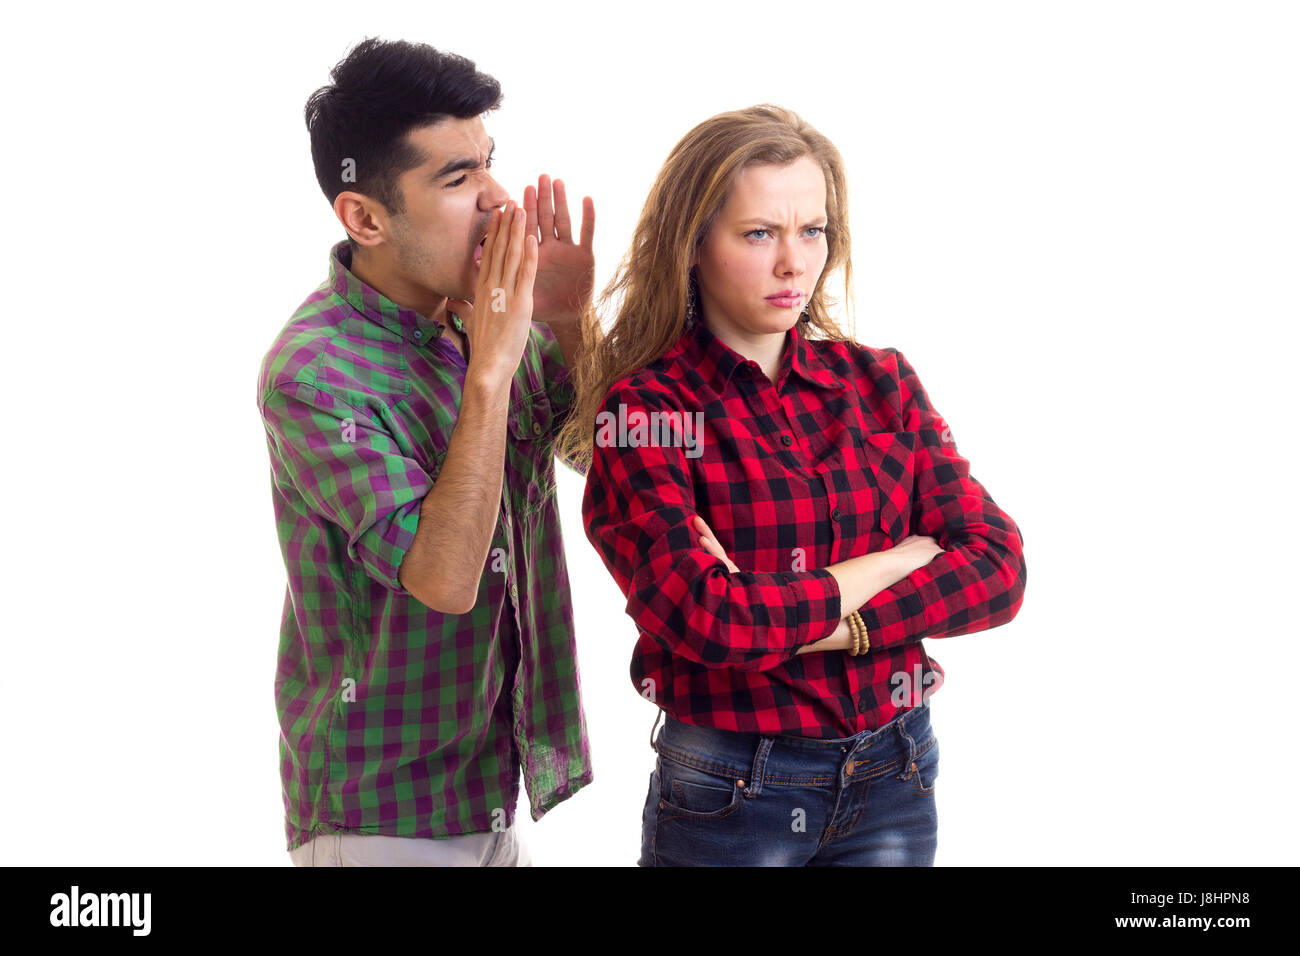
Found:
[693,514,858,656]
[884,534,945,584]
[795,617,855,656]
[799,536,942,655]
[692,515,739,572]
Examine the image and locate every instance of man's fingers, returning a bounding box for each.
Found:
[499,206,526,299]
[490,203,518,291]
[515,234,539,299]
[537,173,556,240]
[482,206,508,291]
[552,179,573,242]
[579,195,595,251]
[522,185,539,241]
[477,207,498,290]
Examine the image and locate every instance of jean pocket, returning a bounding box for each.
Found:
[911,733,939,796]
[657,754,744,820]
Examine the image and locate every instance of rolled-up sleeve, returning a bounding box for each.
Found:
[260,382,429,593]
[581,384,842,672]
[858,349,1027,648]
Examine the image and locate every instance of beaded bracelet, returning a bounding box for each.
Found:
[848,611,870,655]
[856,611,870,653]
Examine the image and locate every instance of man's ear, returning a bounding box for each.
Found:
[334,191,386,249]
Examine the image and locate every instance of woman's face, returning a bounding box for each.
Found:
[691,155,829,339]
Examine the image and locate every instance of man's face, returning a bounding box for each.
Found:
[384,116,509,301]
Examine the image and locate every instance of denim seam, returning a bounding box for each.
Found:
[658,788,745,825]
[847,734,936,783]
[655,744,749,781]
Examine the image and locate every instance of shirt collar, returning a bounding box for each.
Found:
[328,240,448,347]
[683,315,847,392]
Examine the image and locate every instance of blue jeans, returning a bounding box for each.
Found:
[639,704,938,866]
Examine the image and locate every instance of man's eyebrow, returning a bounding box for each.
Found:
[430,137,496,181]
[735,215,829,229]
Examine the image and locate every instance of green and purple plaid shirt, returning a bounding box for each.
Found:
[257,240,592,852]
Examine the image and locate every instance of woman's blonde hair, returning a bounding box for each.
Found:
[555,103,856,470]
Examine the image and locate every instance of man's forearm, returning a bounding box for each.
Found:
[398,371,512,614]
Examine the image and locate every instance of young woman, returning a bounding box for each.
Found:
[556,104,1027,866]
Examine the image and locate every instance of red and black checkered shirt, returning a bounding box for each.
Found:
[581,316,1027,738]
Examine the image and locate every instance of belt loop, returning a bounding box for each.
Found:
[895,711,919,781]
[743,737,775,798]
[649,708,664,750]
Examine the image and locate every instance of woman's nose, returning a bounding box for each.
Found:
[777,244,805,277]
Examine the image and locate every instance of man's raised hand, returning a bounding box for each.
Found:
[523,174,594,325]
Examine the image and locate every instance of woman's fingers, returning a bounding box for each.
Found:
[692,515,715,551]
[692,515,739,572]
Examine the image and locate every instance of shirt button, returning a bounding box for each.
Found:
[781,434,793,446]
[831,507,842,521]
[510,582,518,601]
[532,421,543,436]
[413,329,422,339]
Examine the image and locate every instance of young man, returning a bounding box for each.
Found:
[257,38,596,866]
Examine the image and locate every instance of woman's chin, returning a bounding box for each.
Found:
[758,310,803,334]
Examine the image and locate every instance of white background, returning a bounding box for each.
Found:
[2,0,1296,866]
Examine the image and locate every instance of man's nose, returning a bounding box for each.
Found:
[481,177,511,210]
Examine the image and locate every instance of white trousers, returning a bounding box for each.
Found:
[289,827,531,867]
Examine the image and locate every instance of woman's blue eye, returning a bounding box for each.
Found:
[746,227,826,240]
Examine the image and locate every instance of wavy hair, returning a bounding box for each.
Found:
[555,104,856,471]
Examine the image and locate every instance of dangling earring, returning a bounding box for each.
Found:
[686,270,699,325]
[799,309,811,323]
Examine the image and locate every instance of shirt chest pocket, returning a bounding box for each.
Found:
[856,430,917,544]
[507,387,558,514]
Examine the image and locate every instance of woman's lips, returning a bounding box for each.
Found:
[765,290,804,308]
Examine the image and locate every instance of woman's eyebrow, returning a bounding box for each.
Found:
[735,215,829,229]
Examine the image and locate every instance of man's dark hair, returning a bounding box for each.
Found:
[305,37,502,238]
